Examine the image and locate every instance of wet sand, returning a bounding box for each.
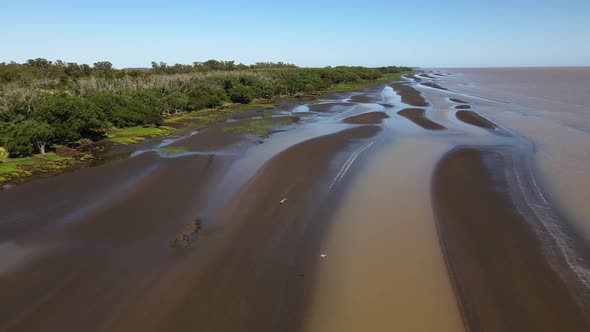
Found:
[456,110,497,129]
[406,73,422,82]
[433,147,590,331]
[0,123,380,332]
[342,111,389,124]
[398,108,447,130]
[422,82,448,90]
[389,83,429,106]
[450,98,467,103]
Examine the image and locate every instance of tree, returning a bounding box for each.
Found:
[6,120,53,157]
[93,61,113,71]
[228,85,255,104]
[163,92,189,114]
[33,93,108,143]
[26,58,52,68]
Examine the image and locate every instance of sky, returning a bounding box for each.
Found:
[1,0,589,68]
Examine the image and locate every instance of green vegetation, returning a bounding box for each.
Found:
[0,147,8,162]
[170,238,192,249]
[223,118,294,137]
[107,126,174,144]
[0,58,411,161]
[164,110,231,126]
[0,153,73,182]
[159,146,189,156]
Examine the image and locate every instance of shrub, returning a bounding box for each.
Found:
[0,147,8,162]
[33,93,108,144]
[228,85,255,104]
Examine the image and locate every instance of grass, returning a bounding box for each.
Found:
[222,118,293,137]
[164,110,229,124]
[159,146,189,156]
[0,153,74,183]
[107,125,175,144]
[170,238,192,248]
[163,109,233,134]
[232,103,276,112]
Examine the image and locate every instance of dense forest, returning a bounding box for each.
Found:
[0,59,411,158]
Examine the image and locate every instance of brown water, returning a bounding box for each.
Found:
[304,136,464,332]
[304,67,590,332]
[439,67,590,241]
[2,68,587,331]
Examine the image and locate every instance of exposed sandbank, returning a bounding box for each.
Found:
[422,82,448,90]
[455,110,497,129]
[388,83,429,107]
[398,108,446,130]
[343,111,389,124]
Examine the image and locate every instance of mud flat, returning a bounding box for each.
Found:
[450,98,467,103]
[454,104,471,110]
[422,82,448,90]
[343,111,389,124]
[389,83,429,107]
[433,147,590,332]
[0,124,381,332]
[456,110,497,129]
[398,108,446,130]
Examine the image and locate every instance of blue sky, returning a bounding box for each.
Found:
[1,0,589,68]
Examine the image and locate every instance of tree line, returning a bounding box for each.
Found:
[0,58,411,158]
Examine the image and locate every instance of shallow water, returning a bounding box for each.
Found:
[436,67,590,241]
[304,135,465,332]
[303,69,589,332]
[2,69,586,331]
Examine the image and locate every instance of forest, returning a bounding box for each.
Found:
[0,59,411,159]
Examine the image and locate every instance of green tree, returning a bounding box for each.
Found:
[93,61,113,71]
[5,120,53,157]
[33,93,107,143]
[228,85,255,104]
[163,92,189,114]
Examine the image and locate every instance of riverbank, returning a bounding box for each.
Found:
[0,71,411,187]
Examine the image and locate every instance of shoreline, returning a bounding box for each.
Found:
[432,146,590,331]
[0,72,411,188]
[0,87,384,331]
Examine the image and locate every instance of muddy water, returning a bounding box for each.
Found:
[434,68,590,241]
[303,135,464,332]
[303,71,569,331]
[302,86,488,332]
[303,68,590,332]
[2,69,585,331]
